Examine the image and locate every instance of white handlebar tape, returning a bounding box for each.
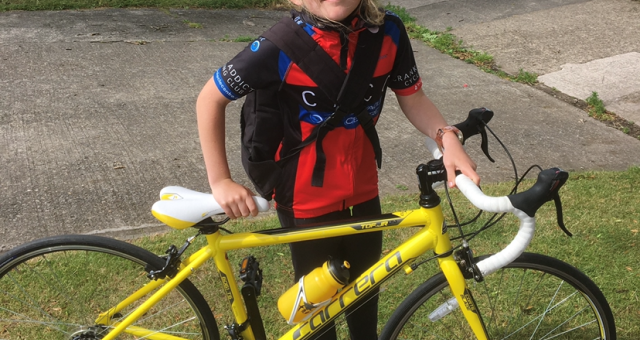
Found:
[425,137,443,159]
[455,174,536,276]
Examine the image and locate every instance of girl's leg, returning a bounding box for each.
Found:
[278,209,347,340]
[277,196,382,340]
[343,197,383,340]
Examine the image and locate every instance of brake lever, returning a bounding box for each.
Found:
[553,193,572,237]
[454,108,495,162]
[478,126,494,163]
[508,168,572,237]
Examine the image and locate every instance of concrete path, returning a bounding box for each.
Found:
[1,1,639,251]
[396,0,640,123]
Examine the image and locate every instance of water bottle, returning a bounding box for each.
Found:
[428,297,459,322]
[277,258,350,324]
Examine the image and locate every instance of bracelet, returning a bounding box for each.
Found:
[435,126,463,153]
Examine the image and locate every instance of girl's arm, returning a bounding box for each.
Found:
[396,89,480,188]
[196,78,259,218]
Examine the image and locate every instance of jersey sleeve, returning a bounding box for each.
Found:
[385,12,423,96]
[213,37,283,101]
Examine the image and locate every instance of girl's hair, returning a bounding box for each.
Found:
[293,0,385,29]
[360,0,385,26]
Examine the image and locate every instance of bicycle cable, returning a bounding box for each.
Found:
[444,121,548,244]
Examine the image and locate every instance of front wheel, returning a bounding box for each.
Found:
[0,235,219,340]
[380,252,615,340]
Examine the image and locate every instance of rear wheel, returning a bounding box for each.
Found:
[380,252,615,340]
[0,235,219,340]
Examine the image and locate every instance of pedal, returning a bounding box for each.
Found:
[238,256,266,340]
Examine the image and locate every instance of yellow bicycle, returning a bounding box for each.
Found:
[0,109,616,339]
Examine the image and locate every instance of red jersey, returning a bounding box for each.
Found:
[214,10,422,218]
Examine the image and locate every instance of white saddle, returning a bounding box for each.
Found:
[151,186,271,230]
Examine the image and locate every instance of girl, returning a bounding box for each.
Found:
[196,0,480,339]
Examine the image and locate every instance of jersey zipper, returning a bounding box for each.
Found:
[339,31,349,71]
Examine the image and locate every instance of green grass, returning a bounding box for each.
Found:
[513,68,538,84]
[586,91,612,121]
[0,0,283,11]
[386,4,539,86]
[0,0,538,88]
[1,0,637,334]
[183,19,203,28]
[140,167,638,339]
[1,168,638,338]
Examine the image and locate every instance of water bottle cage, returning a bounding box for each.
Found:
[286,276,333,325]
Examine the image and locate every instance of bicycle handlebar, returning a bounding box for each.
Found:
[426,107,494,162]
[455,168,568,276]
[425,109,570,275]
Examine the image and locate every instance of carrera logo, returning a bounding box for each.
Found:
[291,252,405,340]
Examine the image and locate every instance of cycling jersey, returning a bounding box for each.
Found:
[214,10,423,218]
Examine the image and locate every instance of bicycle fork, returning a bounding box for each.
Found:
[437,249,489,340]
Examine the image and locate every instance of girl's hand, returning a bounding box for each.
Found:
[210,179,259,219]
[441,132,480,188]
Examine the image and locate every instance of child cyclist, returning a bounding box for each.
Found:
[196,0,480,339]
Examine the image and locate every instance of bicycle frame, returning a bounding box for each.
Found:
[98,204,489,340]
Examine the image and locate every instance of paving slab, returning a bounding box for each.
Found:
[2,6,640,252]
[390,0,590,33]
[446,0,640,75]
[441,0,640,122]
[539,52,640,123]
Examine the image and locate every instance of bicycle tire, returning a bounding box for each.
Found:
[380,252,615,340]
[0,234,220,340]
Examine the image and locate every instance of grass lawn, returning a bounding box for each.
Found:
[2,0,637,337]
[129,167,639,339]
[1,0,285,11]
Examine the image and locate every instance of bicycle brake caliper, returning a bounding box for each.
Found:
[147,235,197,280]
[454,244,484,283]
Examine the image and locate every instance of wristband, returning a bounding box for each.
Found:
[435,126,463,153]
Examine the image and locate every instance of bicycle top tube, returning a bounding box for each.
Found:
[210,209,443,252]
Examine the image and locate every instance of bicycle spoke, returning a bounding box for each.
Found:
[3,273,67,334]
[102,315,200,339]
[503,268,529,338]
[539,308,596,340]
[477,267,506,337]
[380,254,613,340]
[528,279,563,339]
[0,239,216,340]
[0,308,77,335]
[39,252,84,310]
